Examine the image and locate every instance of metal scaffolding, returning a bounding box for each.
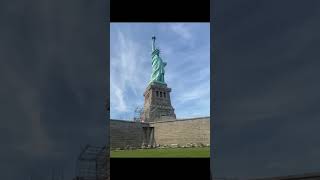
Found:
[74,145,109,180]
[133,106,144,122]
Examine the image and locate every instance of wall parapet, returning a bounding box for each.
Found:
[149,116,210,124]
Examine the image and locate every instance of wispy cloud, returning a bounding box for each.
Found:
[168,23,193,40]
[110,29,149,115]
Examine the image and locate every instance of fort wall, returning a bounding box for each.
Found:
[110,120,149,149]
[110,117,210,149]
[150,117,210,146]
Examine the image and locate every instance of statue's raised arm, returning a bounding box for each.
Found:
[149,36,167,85]
[152,36,156,51]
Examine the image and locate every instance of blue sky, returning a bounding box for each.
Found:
[110,23,210,120]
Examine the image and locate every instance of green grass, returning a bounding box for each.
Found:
[110,147,210,158]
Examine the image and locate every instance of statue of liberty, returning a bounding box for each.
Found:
[149,36,167,85]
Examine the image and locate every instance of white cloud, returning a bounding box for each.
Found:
[180,83,209,101]
[110,30,149,115]
[168,23,193,40]
[166,36,210,107]
[111,84,127,112]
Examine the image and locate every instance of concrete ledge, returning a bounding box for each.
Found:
[150,116,210,124]
[110,119,150,126]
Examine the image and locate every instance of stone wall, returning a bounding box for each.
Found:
[150,117,210,146]
[110,117,210,149]
[110,120,149,149]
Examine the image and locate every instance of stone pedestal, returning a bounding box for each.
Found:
[142,82,176,122]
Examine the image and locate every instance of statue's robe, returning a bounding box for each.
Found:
[150,49,166,83]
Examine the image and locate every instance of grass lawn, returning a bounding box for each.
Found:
[110,147,210,158]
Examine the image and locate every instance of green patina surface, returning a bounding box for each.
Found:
[110,147,210,158]
[149,36,167,85]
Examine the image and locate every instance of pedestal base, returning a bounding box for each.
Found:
[142,82,176,122]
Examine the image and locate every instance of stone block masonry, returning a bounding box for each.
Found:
[110,120,149,149]
[143,82,176,122]
[150,117,210,146]
[110,117,210,149]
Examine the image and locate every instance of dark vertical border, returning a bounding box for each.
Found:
[210,1,216,179]
[106,0,110,179]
